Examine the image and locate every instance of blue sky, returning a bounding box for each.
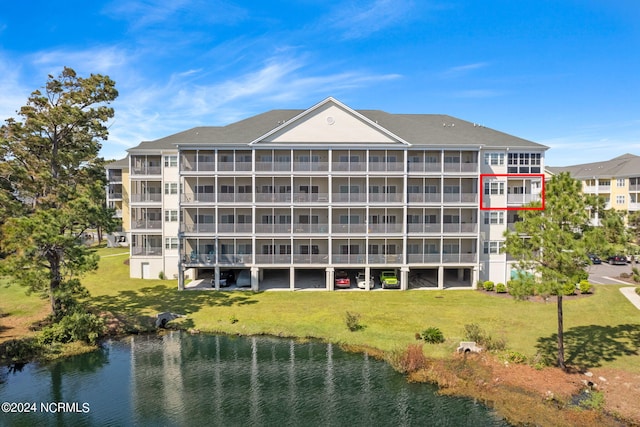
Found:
[1,0,638,166]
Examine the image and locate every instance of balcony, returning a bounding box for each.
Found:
[368,162,404,173]
[407,223,441,233]
[181,156,215,172]
[255,224,295,233]
[407,193,442,203]
[217,193,252,203]
[181,193,216,203]
[368,194,403,203]
[293,162,329,172]
[332,193,366,203]
[292,254,329,264]
[254,254,292,264]
[131,165,162,176]
[408,162,441,173]
[217,223,252,233]
[368,224,403,233]
[407,254,441,263]
[181,223,216,233]
[443,163,478,173]
[291,223,329,233]
[108,192,123,200]
[507,194,541,205]
[443,193,478,203]
[331,255,366,264]
[184,253,252,265]
[107,172,123,182]
[442,253,477,263]
[292,193,329,203]
[131,220,162,230]
[217,162,252,172]
[255,193,292,203]
[331,162,366,172]
[255,162,291,172]
[130,193,162,203]
[442,223,478,233]
[132,246,163,256]
[332,224,367,234]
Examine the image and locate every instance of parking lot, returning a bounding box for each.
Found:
[586,261,637,285]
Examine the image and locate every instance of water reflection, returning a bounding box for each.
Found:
[0,332,509,426]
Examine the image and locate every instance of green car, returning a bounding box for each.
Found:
[379,271,399,289]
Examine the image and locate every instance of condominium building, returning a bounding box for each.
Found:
[105,157,130,247]
[121,97,546,289]
[547,153,640,223]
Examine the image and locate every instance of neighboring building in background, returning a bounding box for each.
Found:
[105,157,130,247]
[547,153,640,224]
[120,97,547,288]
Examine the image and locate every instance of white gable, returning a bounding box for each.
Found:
[255,100,404,145]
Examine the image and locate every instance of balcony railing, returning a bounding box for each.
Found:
[442,223,478,233]
[331,255,366,264]
[255,162,291,172]
[292,254,329,264]
[292,193,329,203]
[255,224,295,233]
[332,193,366,203]
[132,246,163,256]
[180,158,215,172]
[443,163,478,173]
[407,193,442,203]
[107,172,123,182]
[368,224,403,233]
[332,224,367,234]
[407,224,441,233]
[181,223,216,233]
[217,223,252,233]
[217,193,252,203]
[368,194,403,203]
[291,223,329,233]
[407,254,441,263]
[132,166,162,175]
[217,162,252,172]
[293,162,329,172]
[331,162,366,172]
[408,162,442,173]
[131,220,162,230]
[443,193,478,203]
[254,254,292,264]
[130,193,162,203]
[255,193,292,203]
[368,163,404,172]
[183,253,251,265]
[108,192,123,200]
[442,253,477,263]
[181,193,216,203]
[507,194,541,205]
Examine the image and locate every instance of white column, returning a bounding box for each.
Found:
[251,267,260,291]
[290,266,296,290]
[400,267,410,290]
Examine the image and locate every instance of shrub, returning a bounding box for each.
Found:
[345,311,363,332]
[421,326,445,343]
[571,269,589,284]
[158,271,165,280]
[0,338,44,363]
[463,323,506,352]
[482,281,494,291]
[579,391,605,410]
[636,287,640,296]
[633,267,640,283]
[503,350,527,364]
[507,278,535,300]
[390,344,427,373]
[579,280,592,294]
[495,283,507,293]
[562,282,576,296]
[40,312,106,345]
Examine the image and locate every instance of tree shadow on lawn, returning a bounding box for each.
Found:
[90,285,259,322]
[536,324,640,368]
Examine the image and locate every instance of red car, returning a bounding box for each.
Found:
[335,270,351,288]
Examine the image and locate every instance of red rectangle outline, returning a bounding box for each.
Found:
[480,174,545,211]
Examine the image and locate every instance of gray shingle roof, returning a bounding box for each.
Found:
[128,99,547,152]
[549,153,640,179]
[105,156,129,169]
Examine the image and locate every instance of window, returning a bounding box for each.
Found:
[164,210,178,222]
[164,182,178,194]
[617,178,625,187]
[165,237,178,250]
[220,185,234,193]
[484,181,504,195]
[220,215,235,224]
[444,185,460,194]
[484,153,504,166]
[507,152,542,173]
[444,155,460,163]
[443,214,460,224]
[616,195,625,204]
[599,179,611,187]
[484,211,504,225]
[483,241,503,254]
[164,155,177,167]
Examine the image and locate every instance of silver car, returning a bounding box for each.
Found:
[356,272,374,289]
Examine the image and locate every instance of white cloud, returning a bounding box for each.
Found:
[440,62,489,78]
[327,0,416,39]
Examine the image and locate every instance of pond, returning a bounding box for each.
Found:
[0,332,509,426]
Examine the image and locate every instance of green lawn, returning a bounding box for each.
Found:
[79,247,640,372]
